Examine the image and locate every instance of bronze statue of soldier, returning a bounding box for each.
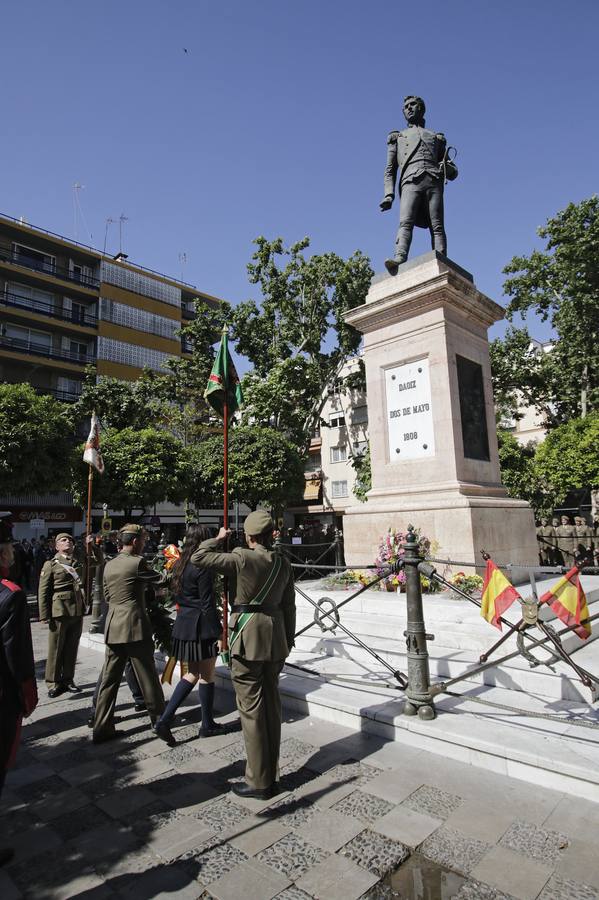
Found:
[380,95,458,275]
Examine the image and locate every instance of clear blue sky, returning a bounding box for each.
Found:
[2,1,597,349]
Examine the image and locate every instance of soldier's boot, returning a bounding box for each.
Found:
[384,253,407,276]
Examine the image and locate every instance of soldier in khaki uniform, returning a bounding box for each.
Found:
[38,532,101,697]
[192,510,296,799]
[536,518,555,566]
[93,525,168,744]
[556,515,577,566]
[574,516,593,566]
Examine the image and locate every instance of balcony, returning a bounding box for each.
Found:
[0,248,100,289]
[0,334,93,366]
[0,289,97,327]
[44,387,83,403]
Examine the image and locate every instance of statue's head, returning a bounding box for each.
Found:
[403,95,426,125]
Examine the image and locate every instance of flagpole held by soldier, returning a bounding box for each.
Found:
[192,510,296,799]
[204,325,244,664]
[83,412,105,610]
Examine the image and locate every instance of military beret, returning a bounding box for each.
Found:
[55,533,73,542]
[243,510,274,536]
[119,523,144,536]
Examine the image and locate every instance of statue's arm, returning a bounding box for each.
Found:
[380,132,399,211]
[437,132,458,181]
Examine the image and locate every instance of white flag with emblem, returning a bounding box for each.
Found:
[83,412,105,474]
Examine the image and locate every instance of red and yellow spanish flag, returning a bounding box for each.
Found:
[481,559,521,630]
[539,566,592,640]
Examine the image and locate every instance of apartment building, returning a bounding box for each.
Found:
[0,212,224,538]
[0,212,220,399]
[287,357,368,530]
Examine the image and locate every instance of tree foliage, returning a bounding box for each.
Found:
[0,383,74,495]
[501,197,599,425]
[496,431,549,514]
[232,236,372,450]
[188,425,305,512]
[534,414,599,506]
[73,427,189,516]
[351,445,371,503]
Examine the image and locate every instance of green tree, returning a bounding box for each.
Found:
[502,197,599,426]
[496,430,548,514]
[350,444,371,503]
[188,425,305,513]
[0,383,73,495]
[232,236,373,450]
[534,413,599,507]
[73,427,190,517]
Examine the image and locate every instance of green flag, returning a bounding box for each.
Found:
[204,328,243,420]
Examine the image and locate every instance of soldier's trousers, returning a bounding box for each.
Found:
[94,640,165,737]
[231,656,284,789]
[45,615,83,688]
[91,659,144,713]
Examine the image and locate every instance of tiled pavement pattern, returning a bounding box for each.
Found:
[0,624,598,899]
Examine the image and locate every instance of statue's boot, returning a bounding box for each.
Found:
[384,254,406,276]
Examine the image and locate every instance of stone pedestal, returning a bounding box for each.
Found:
[343,252,537,570]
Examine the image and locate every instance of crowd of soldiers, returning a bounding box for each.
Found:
[536,514,599,567]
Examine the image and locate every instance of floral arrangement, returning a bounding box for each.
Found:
[374,527,440,593]
[448,571,484,599]
[322,569,372,590]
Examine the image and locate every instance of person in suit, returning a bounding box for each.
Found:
[192,509,296,800]
[380,95,458,274]
[93,524,169,745]
[0,517,37,867]
[38,532,102,697]
[155,525,224,745]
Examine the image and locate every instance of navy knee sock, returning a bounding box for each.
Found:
[199,682,216,727]
[160,678,194,725]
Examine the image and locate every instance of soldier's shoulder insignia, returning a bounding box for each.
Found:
[387,130,399,144]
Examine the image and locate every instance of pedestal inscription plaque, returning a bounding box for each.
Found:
[385,358,435,461]
[456,354,490,461]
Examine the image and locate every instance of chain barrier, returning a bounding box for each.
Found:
[286,529,599,717]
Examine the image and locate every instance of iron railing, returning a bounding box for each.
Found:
[1,289,97,327]
[0,247,100,289]
[0,334,93,365]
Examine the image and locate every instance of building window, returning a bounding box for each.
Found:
[69,260,94,285]
[6,281,54,314]
[331,480,348,498]
[329,412,346,428]
[3,323,52,352]
[330,445,347,463]
[12,243,55,275]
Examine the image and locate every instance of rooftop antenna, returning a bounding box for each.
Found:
[103,217,116,255]
[178,251,187,282]
[73,183,92,243]
[119,213,129,254]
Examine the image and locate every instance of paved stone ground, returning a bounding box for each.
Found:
[1,622,599,900]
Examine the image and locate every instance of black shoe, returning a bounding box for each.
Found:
[92,729,120,745]
[154,720,177,747]
[87,714,95,728]
[64,682,82,694]
[231,781,276,800]
[134,702,147,712]
[199,722,226,738]
[48,685,66,698]
[0,846,15,867]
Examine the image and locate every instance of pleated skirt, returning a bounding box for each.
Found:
[171,636,219,663]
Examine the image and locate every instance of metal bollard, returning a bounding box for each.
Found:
[402,524,436,720]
